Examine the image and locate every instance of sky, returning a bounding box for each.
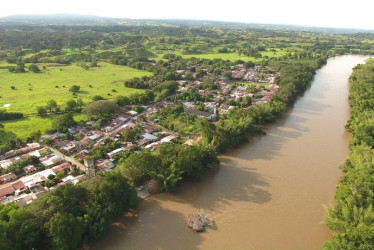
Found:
[0,0,373,30]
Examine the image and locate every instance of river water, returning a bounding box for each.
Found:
[91,55,370,249]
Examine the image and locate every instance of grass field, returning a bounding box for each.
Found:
[0,62,151,114]
[0,113,88,146]
[175,50,286,62]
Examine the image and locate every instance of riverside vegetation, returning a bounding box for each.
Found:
[0,17,374,249]
[323,59,374,249]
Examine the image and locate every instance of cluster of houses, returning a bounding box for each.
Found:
[0,143,87,206]
[175,63,281,115]
[38,106,179,173]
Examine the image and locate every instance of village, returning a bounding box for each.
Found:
[0,63,280,206]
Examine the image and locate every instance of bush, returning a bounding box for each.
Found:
[28,64,41,73]
[69,85,80,92]
[36,106,47,117]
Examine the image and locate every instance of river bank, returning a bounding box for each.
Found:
[90,55,370,249]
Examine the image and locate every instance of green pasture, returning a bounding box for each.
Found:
[0,113,88,146]
[0,62,151,114]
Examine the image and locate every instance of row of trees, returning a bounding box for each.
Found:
[0,110,23,121]
[36,98,84,117]
[8,61,41,73]
[47,100,119,132]
[323,60,374,249]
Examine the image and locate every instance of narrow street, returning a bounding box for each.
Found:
[44,145,86,172]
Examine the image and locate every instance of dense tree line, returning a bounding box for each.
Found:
[0,110,23,121]
[323,59,374,249]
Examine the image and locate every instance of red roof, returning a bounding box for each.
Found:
[52,162,72,173]
[12,181,26,190]
[57,182,67,187]
[0,184,15,197]
[23,195,34,203]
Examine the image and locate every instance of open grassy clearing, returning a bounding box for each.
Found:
[0,62,151,114]
[0,113,88,145]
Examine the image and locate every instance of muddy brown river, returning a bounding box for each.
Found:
[91,55,370,249]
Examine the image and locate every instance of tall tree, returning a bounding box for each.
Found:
[46,99,58,112]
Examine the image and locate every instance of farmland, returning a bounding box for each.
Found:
[0,62,151,114]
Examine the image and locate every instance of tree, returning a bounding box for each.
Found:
[133,105,144,113]
[6,162,24,175]
[52,113,76,131]
[92,95,105,101]
[36,106,47,117]
[83,100,119,118]
[83,201,109,240]
[152,143,184,191]
[122,129,136,142]
[119,151,160,182]
[83,172,137,239]
[46,99,58,112]
[69,85,80,92]
[92,171,137,219]
[8,61,25,73]
[177,145,205,180]
[48,213,83,250]
[56,171,66,181]
[29,130,41,141]
[76,98,84,109]
[116,95,130,105]
[5,156,40,175]
[43,138,54,145]
[65,99,77,112]
[244,61,255,68]
[199,118,216,143]
[28,64,40,73]
[223,70,232,79]
[0,204,44,250]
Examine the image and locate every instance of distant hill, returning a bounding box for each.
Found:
[0,14,374,34]
[0,14,119,25]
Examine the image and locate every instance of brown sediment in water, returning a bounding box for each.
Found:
[90,55,371,250]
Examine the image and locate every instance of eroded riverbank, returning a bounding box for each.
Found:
[91,55,370,249]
